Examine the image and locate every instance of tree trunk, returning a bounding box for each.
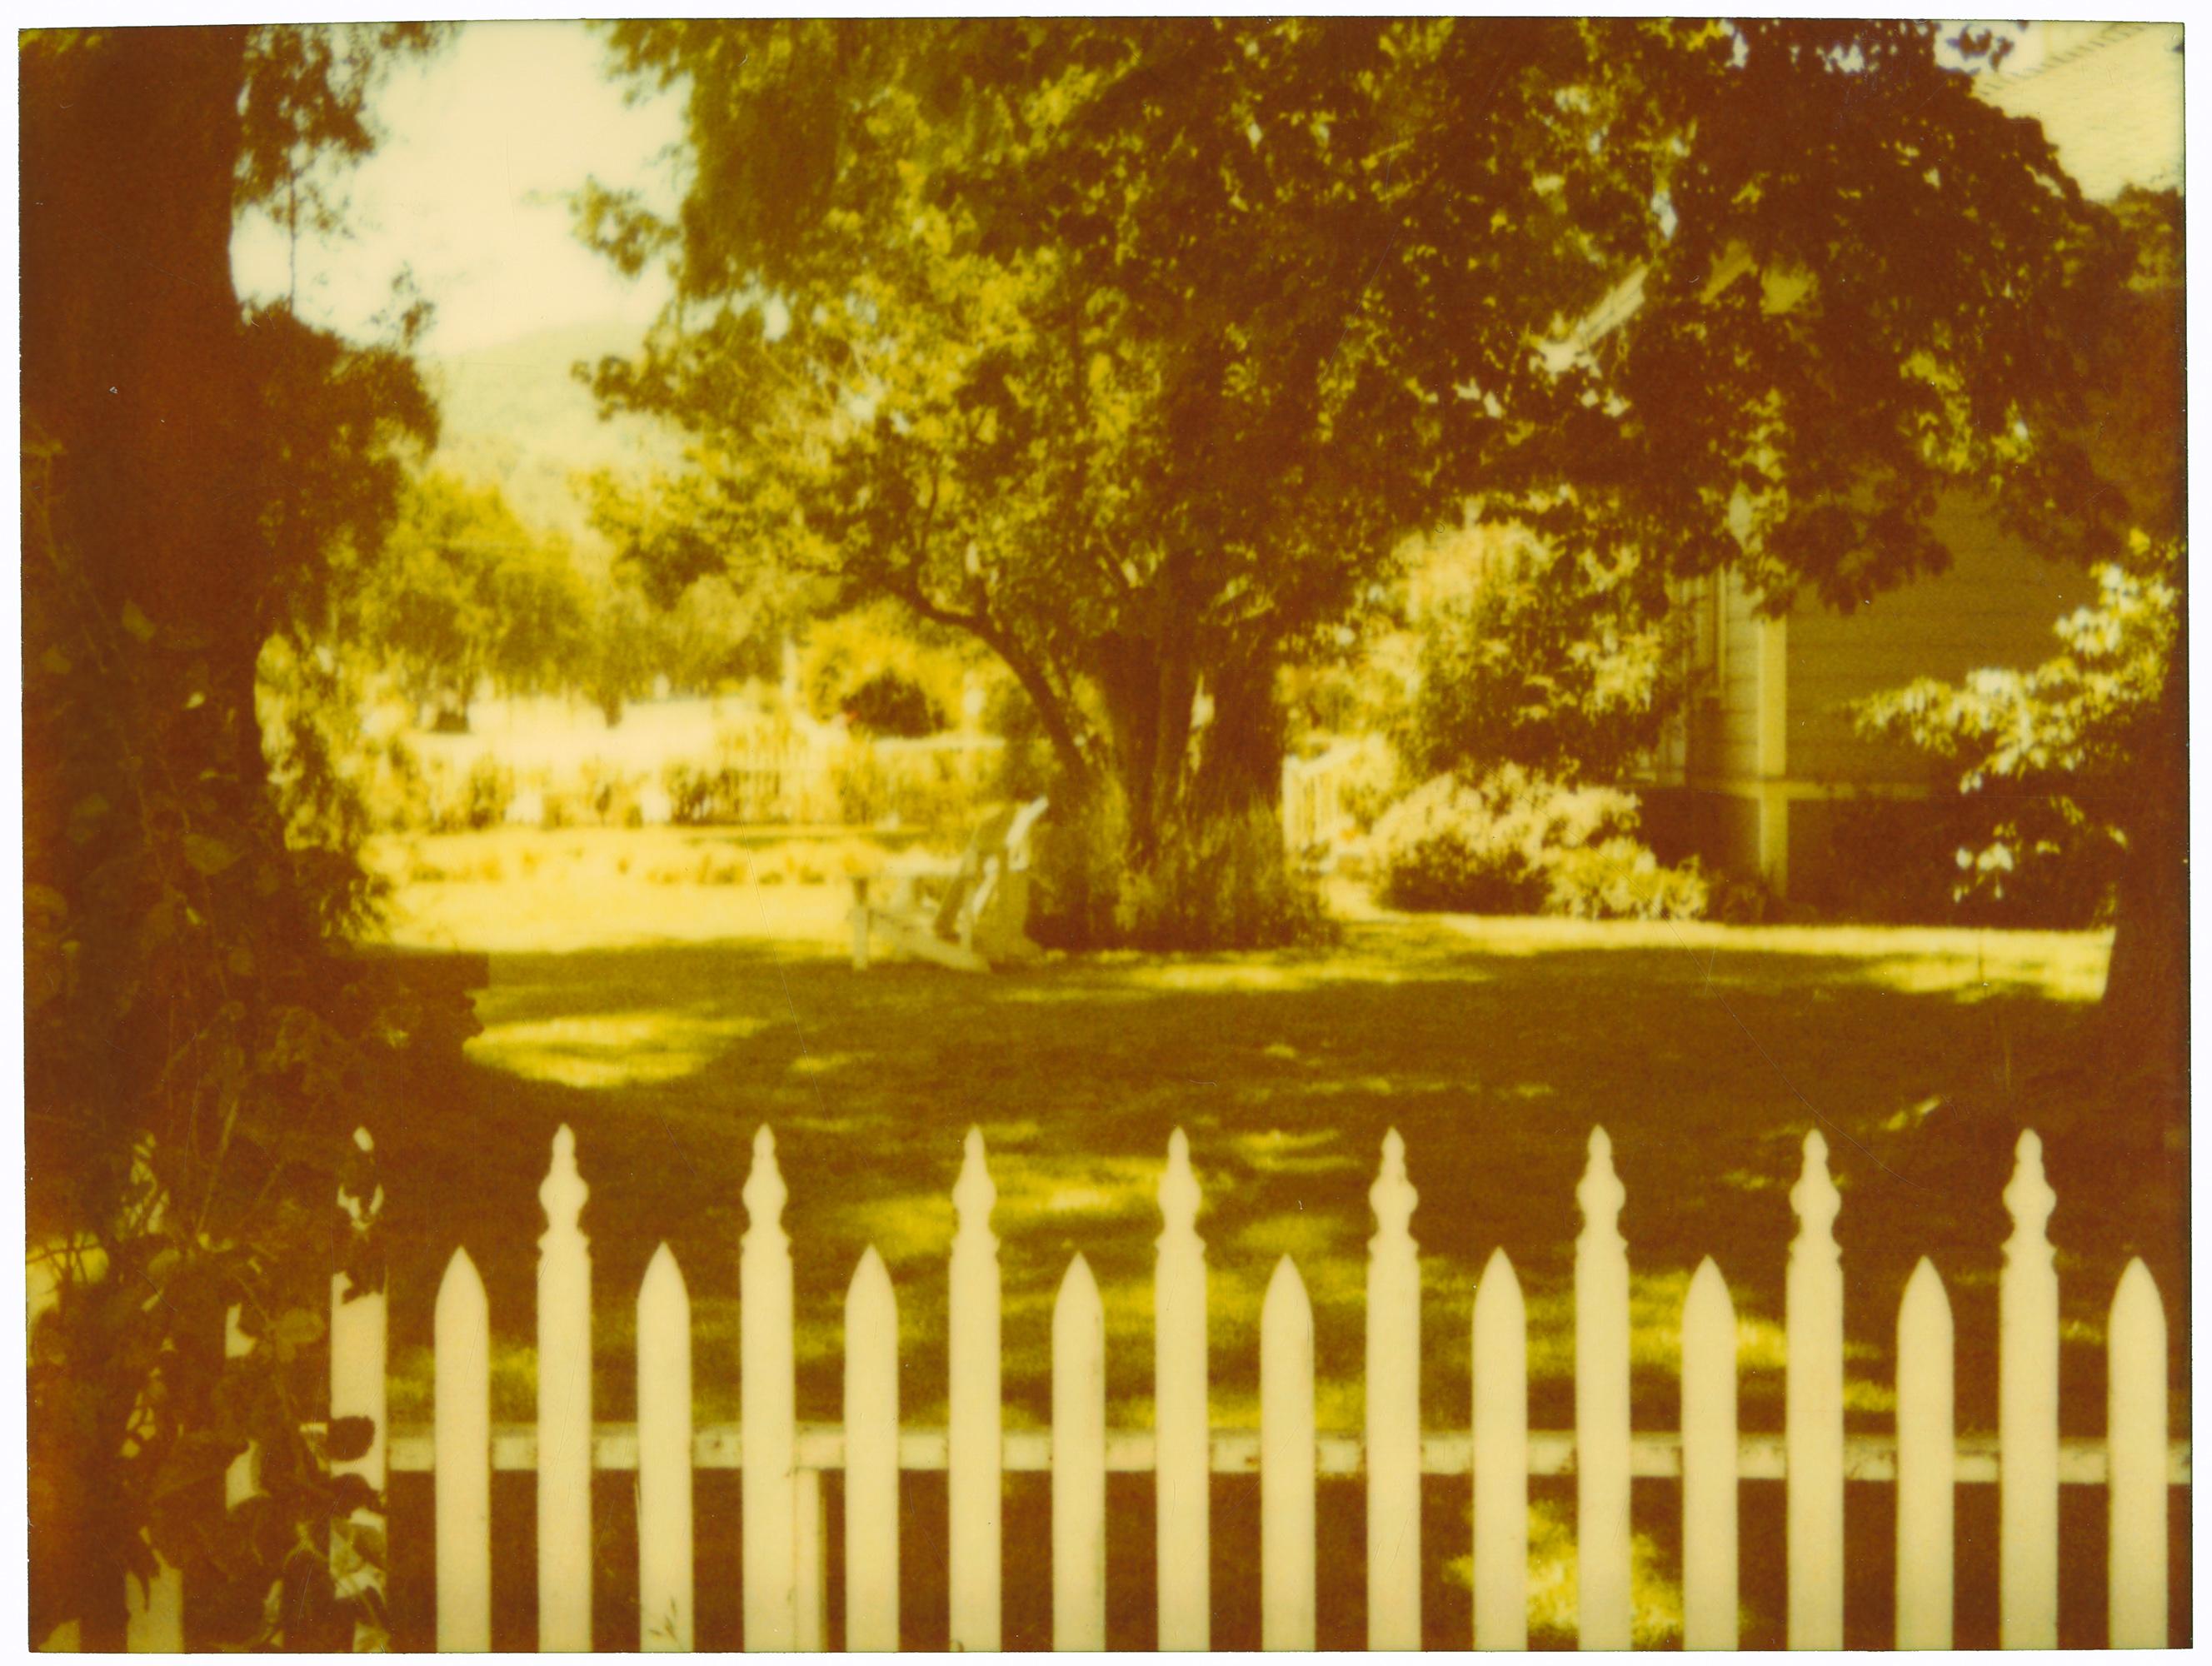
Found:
[2099,616,2188,1135]
[22,27,265,770]
[22,29,262,1640]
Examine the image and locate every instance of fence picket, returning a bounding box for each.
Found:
[948,1128,1002,1652]
[796,1469,827,1650]
[1261,1255,1316,1650]
[435,1249,492,1652]
[844,1248,901,1651]
[1155,1130,1211,1650]
[1052,1255,1107,1650]
[742,1127,798,1651]
[1895,1257,1954,1649]
[1575,1128,1632,1650]
[1680,1258,1737,1650]
[2000,1131,2059,1649]
[2107,1259,2167,1647]
[1366,1130,1422,1649]
[331,1127,389,1651]
[1471,1248,1527,1651]
[637,1245,693,1650]
[537,1125,593,1652]
[1785,1130,1843,1649]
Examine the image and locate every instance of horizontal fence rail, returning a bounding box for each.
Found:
[76,1121,2186,1652]
[375,1422,2195,1484]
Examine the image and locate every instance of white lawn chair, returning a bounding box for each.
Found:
[850,796,1048,971]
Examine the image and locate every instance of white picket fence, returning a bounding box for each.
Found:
[108,1122,2184,1650]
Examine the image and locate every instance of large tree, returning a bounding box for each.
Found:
[583,20,2129,943]
[24,26,447,1645]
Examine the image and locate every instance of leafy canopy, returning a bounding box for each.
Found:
[589,18,2116,706]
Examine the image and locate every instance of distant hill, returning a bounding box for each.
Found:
[424,317,682,564]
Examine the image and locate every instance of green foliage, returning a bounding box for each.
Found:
[25,445,466,1649]
[350,471,593,720]
[1401,526,1681,783]
[583,19,2123,946]
[1852,536,2178,925]
[1031,789,1336,952]
[799,604,975,733]
[1372,767,1705,920]
[23,22,455,1645]
[844,670,942,737]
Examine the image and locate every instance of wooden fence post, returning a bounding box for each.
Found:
[1261,1255,1316,1651]
[948,1128,1002,1652]
[434,1249,492,1652]
[1680,1257,1738,1650]
[2106,1259,2167,1646]
[742,1127,798,1651]
[2000,1131,2058,1649]
[1155,1130,1211,1651]
[1366,1130,1421,1650]
[844,1248,901,1651]
[537,1125,593,1652]
[1052,1255,1106,1650]
[331,1126,389,1652]
[1471,1248,1526,1651]
[1786,1130,1843,1649]
[1895,1256,1954,1649]
[637,1245,694,1651]
[1575,1128,1631,1650]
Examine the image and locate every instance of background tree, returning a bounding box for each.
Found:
[582,19,2125,946]
[1400,523,1681,786]
[350,471,593,724]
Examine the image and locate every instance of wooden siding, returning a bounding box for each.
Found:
[1715,570,1765,781]
[1785,498,2087,786]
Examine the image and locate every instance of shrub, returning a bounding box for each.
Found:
[1030,791,1336,952]
[843,668,942,737]
[1542,839,1709,922]
[457,756,513,831]
[1372,767,1705,920]
[800,603,971,732]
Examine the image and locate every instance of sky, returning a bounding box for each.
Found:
[225,20,2136,364]
[230,22,686,357]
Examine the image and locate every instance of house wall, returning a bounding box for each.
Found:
[1785,495,2087,786]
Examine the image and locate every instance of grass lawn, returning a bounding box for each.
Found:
[357,827,2185,1647]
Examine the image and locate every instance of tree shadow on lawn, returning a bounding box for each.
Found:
[367,918,2178,1453]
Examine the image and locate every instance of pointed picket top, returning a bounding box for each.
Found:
[1264,1253,1312,1325]
[1058,1251,1103,1318]
[1900,1255,1950,1332]
[954,1125,997,1243]
[2002,1130,2057,1258]
[850,1244,895,1314]
[1369,1128,1418,1250]
[641,1241,688,1311]
[1475,1245,1522,1314]
[1790,1130,1841,1255]
[742,1125,788,1248]
[1685,1255,1732,1333]
[1577,1127,1626,1251]
[539,1125,588,1250]
[437,1246,487,1317]
[1158,1128,1202,1250]
[2111,1256,2161,1334]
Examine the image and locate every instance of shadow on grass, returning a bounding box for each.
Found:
[363,917,2176,1458]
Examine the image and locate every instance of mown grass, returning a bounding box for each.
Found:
[354,829,2184,1648]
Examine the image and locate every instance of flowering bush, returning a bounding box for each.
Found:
[1372,766,1705,920]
